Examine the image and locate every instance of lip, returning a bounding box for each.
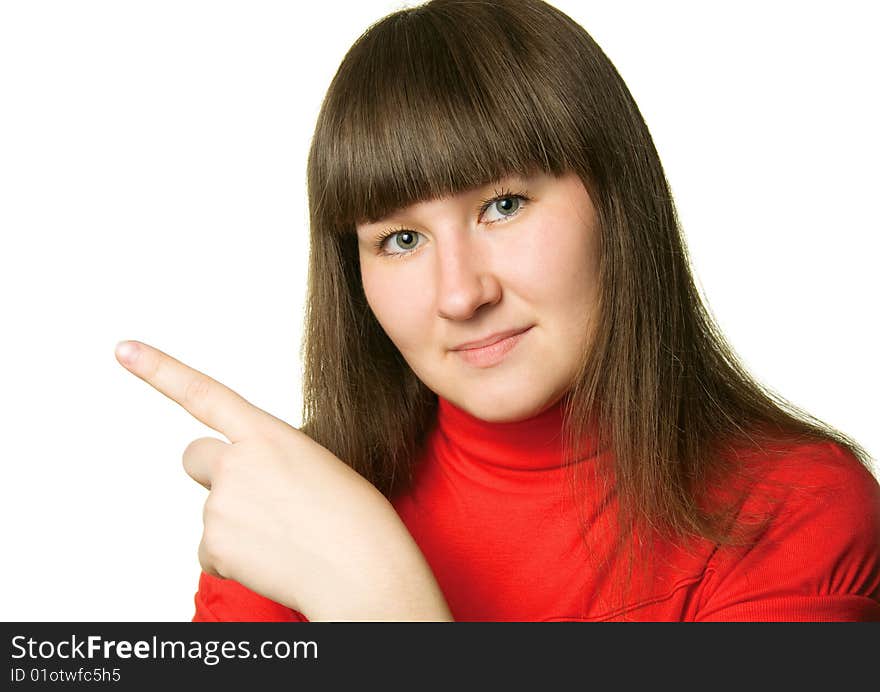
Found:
[450,326,533,368]
[451,326,533,351]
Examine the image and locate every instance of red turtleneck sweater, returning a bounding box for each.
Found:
[192,397,880,621]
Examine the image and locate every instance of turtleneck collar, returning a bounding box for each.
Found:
[435,395,599,472]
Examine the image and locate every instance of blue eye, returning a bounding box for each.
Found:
[391,230,418,251]
[375,228,424,257]
[481,194,524,223]
[373,188,530,258]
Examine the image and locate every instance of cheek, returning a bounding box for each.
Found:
[360,262,433,349]
[502,214,599,310]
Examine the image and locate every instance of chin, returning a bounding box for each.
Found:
[446,387,560,423]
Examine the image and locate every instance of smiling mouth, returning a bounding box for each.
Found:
[452,326,533,368]
[451,326,533,351]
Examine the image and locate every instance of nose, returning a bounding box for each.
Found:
[435,233,501,321]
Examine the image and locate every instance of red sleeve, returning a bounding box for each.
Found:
[192,571,310,622]
[695,443,880,621]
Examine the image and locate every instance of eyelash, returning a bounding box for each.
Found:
[373,187,531,259]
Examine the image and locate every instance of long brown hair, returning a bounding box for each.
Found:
[301,0,875,613]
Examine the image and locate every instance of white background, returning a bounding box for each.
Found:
[1,1,876,621]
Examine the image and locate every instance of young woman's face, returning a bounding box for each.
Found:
[356,170,600,422]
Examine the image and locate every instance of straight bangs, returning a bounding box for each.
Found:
[308,2,590,231]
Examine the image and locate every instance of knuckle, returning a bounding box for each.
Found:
[202,491,223,521]
[200,530,228,577]
[198,536,221,575]
[143,352,162,382]
[182,376,212,413]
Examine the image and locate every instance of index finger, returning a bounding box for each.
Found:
[115,340,268,443]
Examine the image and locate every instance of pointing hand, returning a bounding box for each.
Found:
[114,340,449,620]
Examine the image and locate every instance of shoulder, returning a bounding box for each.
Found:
[695,440,880,621]
[708,437,879,520]
[742,440,880,526]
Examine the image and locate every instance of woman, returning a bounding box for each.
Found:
[185,0,880,621]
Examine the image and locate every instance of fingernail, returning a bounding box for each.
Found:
[116,341,140,365]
